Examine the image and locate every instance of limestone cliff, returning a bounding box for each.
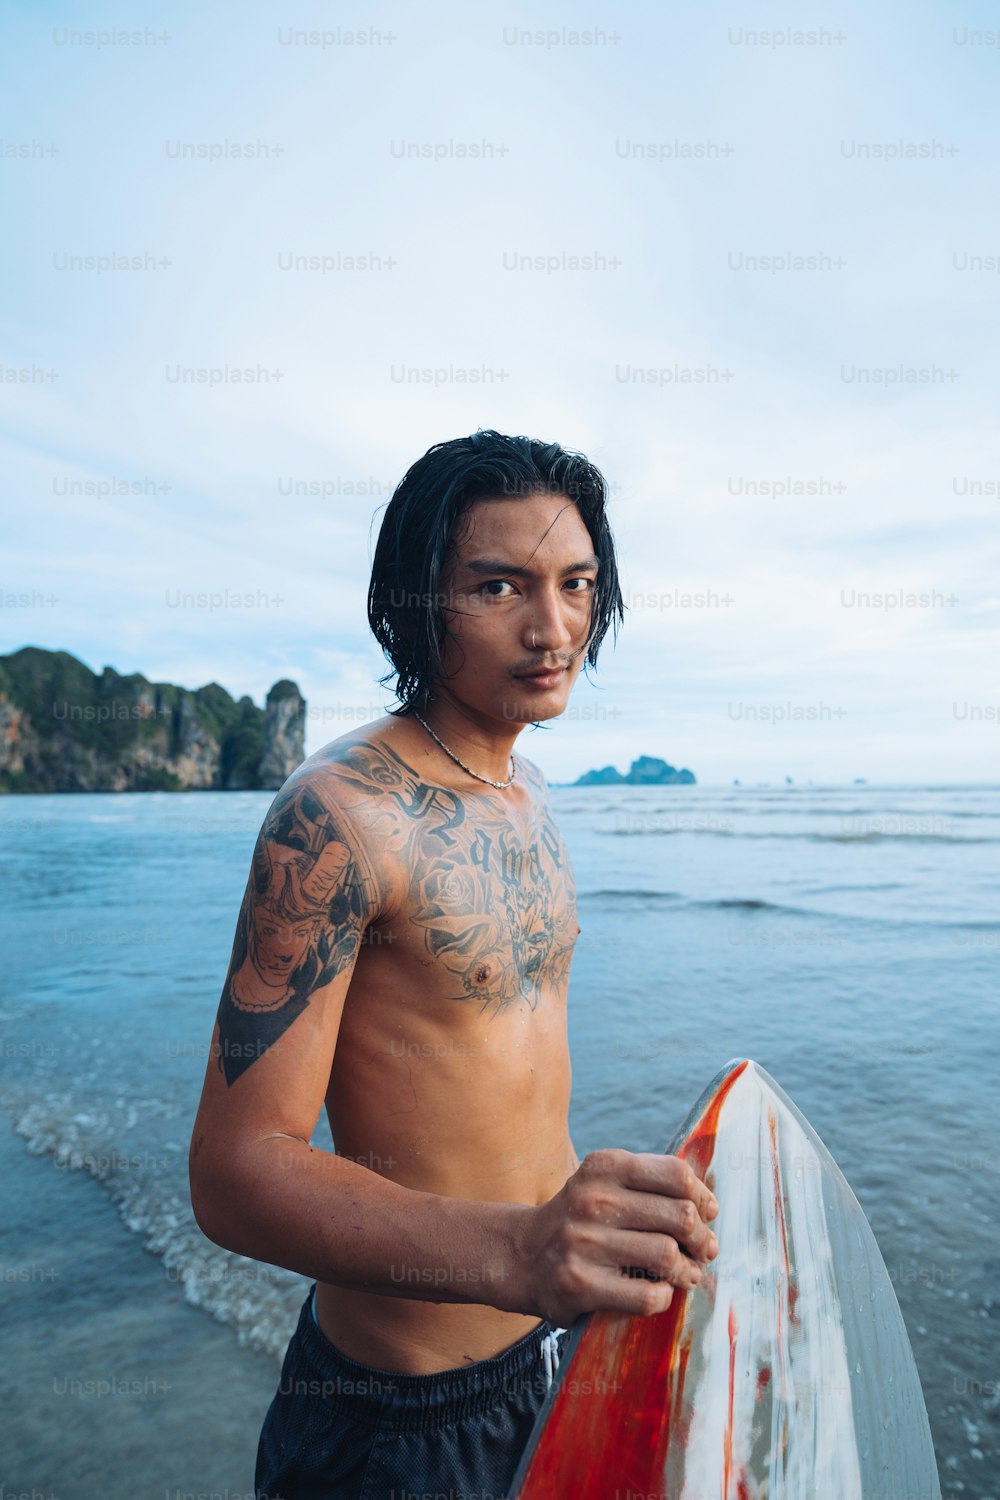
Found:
[0,647,306,793]
[258,680,307,791]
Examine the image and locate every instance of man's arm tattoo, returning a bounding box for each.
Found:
[215,779,378,1085]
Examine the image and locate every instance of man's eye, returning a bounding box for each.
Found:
[480,580,516,598]
[566,577,597,593]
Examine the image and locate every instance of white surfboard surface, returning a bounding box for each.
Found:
[510,1058,941,1499]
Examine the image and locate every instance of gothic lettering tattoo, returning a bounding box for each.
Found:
[328,740,579,1015]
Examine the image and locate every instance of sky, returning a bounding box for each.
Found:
[2,0,998,785]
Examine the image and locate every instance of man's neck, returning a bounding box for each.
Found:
[408,696,522,785]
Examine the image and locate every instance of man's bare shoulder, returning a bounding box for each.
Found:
[294,717,416,807]
[513,751,552,803]
[285,718,439,876]
[257,721,414,890]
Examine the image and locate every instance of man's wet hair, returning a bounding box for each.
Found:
[367,429,625,715]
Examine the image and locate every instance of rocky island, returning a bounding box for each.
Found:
[0,647,305,793]
[573,755,696,786]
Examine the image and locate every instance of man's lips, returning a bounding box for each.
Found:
[513,665,569,682]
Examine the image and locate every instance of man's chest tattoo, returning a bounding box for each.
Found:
[333,740,579,1014]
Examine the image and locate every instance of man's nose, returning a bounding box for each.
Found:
[526,589,577,651]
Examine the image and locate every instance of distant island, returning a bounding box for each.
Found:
[573,755,696,787]
[0,647,305,794]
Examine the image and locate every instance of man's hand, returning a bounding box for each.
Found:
[515,1150,719,1327]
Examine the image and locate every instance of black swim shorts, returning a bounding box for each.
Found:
[255,1285,569,1500]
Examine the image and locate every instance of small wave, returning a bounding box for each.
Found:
[823,832,994,845]
[612,804,998,821]
[695,897,817,917]
[583,893,995,932]
[713,897,774,910]
[805,882,908,895]
[605,826,993,845]
[603,826,737,838]
[579,888,684,903]
[578,891,812,919]
[690,896,834,920]
[5,1093,306,1361]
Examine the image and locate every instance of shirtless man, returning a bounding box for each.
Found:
[188,429,719,1499]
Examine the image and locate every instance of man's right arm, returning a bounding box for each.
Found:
[188,763,538,1306]
[187,765,718,1324]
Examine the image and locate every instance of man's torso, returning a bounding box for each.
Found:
[306,718,581,1372]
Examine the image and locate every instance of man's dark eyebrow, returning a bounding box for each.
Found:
[463,554,600,578]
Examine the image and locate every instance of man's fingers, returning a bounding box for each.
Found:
[583,1268,677,1319]
[613,1151,719,1222]
[588,1187,718,1263]
[693,1170,720,1221]
[595,1228,704,1291]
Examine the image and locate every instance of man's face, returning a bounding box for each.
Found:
[433,492,600,728]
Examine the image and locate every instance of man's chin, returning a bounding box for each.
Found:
[499,686,573,725]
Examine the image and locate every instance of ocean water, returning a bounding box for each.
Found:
[0,784,997,1498]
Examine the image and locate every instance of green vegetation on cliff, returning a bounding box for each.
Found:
[0,647,304,793]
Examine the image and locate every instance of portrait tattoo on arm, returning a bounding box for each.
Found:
[215,779,379,1086]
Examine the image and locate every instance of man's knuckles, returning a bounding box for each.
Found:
[552,1255,590,1302]
[579,1148,621,1176]
[569,1183,619,1223]
[657,1237,680,1276]
[676,1199,699,1237]
[636,1281,672,1317]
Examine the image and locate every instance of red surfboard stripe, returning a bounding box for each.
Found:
[516,1061,750,1497]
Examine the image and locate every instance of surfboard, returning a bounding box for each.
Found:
[509,1058,941,1499]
